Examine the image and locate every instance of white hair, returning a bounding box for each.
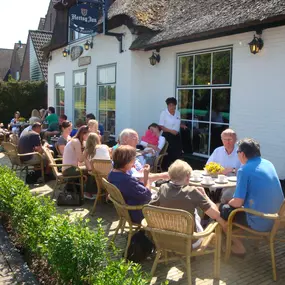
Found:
[119,128,138,145]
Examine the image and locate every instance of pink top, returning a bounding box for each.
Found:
[141,130,159,146]
[62,138,84,171]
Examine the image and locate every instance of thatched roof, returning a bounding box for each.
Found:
[108,0,285,50]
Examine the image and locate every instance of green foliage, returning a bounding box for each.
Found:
[0,166,150,285]
[0,81,47,125]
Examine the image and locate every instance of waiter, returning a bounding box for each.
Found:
[159,97,183,169]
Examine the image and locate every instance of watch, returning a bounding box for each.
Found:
[232,168,236,174]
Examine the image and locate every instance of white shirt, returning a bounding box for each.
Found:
[140,135,166,155]
[159,109,181,132]
[207,145,242,170]
[20,125,32,138]
[92,145,110,160]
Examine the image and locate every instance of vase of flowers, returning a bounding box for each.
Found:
[204,162,224,177]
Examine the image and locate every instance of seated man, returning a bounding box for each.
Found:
[43,107,60,140]
[18,122,45,164]
[119,128,169,182]
[157,160,226,243]
[220,138,284,253]
[207,128,242,203]
[86,113,104,136]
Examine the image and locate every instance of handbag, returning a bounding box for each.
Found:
[57,183,84,206]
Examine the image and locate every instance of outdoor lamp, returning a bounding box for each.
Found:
[149,52,161,66]
[249,34,264,54]
[84,40,93,50]
[62,48,70,57]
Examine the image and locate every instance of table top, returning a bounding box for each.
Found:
[189,170,237,189]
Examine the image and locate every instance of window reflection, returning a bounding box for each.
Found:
[194,89,210,121]
[178,56,193,85]
[212,51,231,84]
[194,53,211,85]
[178,89,192,120]
[192,123,209,155]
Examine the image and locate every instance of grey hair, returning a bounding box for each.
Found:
[237,138,261,159]
[221,128,237,139]
[119,128,138,145]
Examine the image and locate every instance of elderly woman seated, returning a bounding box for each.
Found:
[108,145,152,223]
[156,160,226,235]
[138,123,166,166]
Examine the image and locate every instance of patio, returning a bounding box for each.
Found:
[1,152,285,285]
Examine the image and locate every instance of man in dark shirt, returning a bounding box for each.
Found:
[18,123,44,163]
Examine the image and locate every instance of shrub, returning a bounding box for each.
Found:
[0,166,151,285]
[0,81,47,125]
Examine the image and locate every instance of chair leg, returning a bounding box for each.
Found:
[112,219,123,243]
[214,227,221,279]
[225,226,233,261]
[151,250,162,277]
[120,221,126,234]
[186,255,192,285]
[270,241,277,281]
[124,228,133,259]
[91,187,101,216]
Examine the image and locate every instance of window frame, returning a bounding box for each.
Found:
[176,46,233,157]
[72,69,87,123]
[97,63,117,136]
[54,73,65,116]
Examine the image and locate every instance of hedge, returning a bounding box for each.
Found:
[0,81,47,125]
[0,166,152,285]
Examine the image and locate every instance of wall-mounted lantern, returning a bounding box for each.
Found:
[62,48,70,57]
[84,40,93,51]
[249,32,264,54]
[149,51,161,66]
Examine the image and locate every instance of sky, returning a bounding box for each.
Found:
[0,0,51,49]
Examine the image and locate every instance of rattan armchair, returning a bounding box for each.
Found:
[142,205,222,285]
[2,142,45,183]
[43,147,85,199]
[225,202,285,281]
[89,159,113,215]
[152,141,169,173]
[102,178,146,258]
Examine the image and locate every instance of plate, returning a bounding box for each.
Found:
[190,178,202,183]
[214,179,228,184]
[201,180,215,186]
[228,176,237,182]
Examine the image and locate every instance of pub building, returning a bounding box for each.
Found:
[45,0,285,177]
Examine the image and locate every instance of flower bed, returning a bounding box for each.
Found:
[0,166,151,284]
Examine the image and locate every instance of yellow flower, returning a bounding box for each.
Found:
[204,162,224,174]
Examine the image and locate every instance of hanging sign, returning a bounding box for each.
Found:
[78,56,91,67]
[69,3,100,34]
[70,46,83,61]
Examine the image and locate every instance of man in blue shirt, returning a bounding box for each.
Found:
[220,138,284,254]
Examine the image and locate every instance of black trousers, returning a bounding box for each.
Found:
[162,132,182,170]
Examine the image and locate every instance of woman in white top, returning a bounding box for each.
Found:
[159,97,182,168]
[84,132,111,171]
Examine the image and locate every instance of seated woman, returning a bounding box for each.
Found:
[139,123,166,166]
[29,109,41,124]
[156,159,225,246]
[9,111,21,134]
[84,132,111,170]
[62,126,95,199]
[108,145,152,223]
[57,121,72,156]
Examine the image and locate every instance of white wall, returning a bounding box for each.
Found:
[48,25,285,177]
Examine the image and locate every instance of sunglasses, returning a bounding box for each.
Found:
[237,150,242,154]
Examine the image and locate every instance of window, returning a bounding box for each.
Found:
[55,74,65,115]
[69,29,86,41]
[97,64,116,135]
[73,70,87,122]
[16,71,20,81]
[177,48,232,156]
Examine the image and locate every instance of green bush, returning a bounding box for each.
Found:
[0,81,47,125]
[0,166,151,285]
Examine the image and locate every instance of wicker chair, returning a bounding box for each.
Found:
[142,205,222,285]
[43,147,85,199]
[54,142,62,157]
[152,141,169,173]
[225,201,285,281]
[102,178,145,258]
[89,159,113,215]
[2,142,45,182]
